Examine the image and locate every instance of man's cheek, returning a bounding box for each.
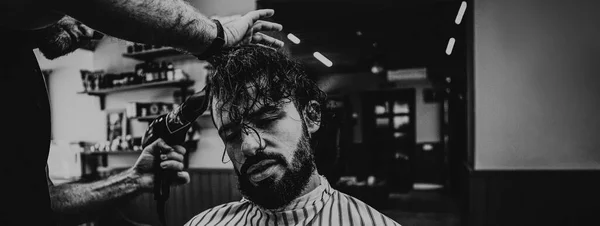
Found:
[233,164,244,178]
[228,150,244,166]
[232,160,244,175]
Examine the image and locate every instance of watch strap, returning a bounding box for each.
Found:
[196,19,225,60]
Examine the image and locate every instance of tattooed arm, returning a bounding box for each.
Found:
[47,166,143,225]
[47,139,190,225]
[42,0,283,54]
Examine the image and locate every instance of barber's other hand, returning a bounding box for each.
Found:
[132,138,190,191]
[213,9,284,48]
[35,16,97,60]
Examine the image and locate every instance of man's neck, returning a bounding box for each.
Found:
[297,171,321,198]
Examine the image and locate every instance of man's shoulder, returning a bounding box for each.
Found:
[331,188,402,226]
[184,200,250,226]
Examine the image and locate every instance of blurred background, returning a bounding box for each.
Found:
[39,0,600,225]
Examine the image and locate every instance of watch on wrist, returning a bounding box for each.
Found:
[196,19,225,60]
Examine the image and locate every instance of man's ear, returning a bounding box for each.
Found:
[303,100,321,134]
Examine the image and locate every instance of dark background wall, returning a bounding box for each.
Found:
[463,0,600,225]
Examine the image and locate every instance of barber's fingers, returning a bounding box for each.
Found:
[146,138,174,155]
[251,32,284,48]
[158,145,186,171]
[70,21,94,38]
[78,24,95,38]
[160,150,184,162]
[156,142,186,156]
[253,43,277,51]
[252,20,283,32]
[57,17,92,39]
[62,24,88,42]
[174,171,191,185]
[160,160,184,171]
[171,145,186,155]
[244,9,275,23]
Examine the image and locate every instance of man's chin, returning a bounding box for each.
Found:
[249,176,275,187]
[248,170,284,186]
[239,176,292,209]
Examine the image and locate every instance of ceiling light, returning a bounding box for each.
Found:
[455,1,467,25]
[446,37,456,55]
[287,33,300,44]
[423,144,433,151]
[371,63,384,74]
[313,52,333,67]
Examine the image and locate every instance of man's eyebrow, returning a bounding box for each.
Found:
[217,105,283,135]
[247,105,282,119]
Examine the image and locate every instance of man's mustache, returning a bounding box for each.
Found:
[239,152,287,176]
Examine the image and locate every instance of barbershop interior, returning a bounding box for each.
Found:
[37,0,600,226]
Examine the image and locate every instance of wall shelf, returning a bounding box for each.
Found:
[130,111,211,123]
[130,115,158,122]
[122,47,194,61]
[79,79,194,95]
[81,150,142,155]
[80,139,196,172]
[77,44,203,178]
[78,79,194,110]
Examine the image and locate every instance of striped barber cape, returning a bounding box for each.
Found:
[184,176,401,226]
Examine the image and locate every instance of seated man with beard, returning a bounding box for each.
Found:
[184,45,401,226]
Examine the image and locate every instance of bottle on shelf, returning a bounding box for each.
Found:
[161,104,170,115]
[150,62,158,82]
[123,135,134,151]
[150,62,160,82]
[166,62,175,81]
[156,62,164,81]
[134,43,143,52]
[160,62,168,81]
[127,43,134,53]
[125,72,138,85]
[144,62,154,83]
[135,63,145,84]
[174,68,186,80]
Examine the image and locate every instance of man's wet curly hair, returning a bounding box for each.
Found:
[205,44,327,127]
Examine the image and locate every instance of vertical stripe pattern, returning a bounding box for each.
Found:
[184,176,402,226]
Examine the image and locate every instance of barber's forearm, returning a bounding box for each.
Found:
[50,0,216,54]
[49,168,144,215]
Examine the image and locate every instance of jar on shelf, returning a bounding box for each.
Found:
[166,63,175,80]
[133,43,143,52]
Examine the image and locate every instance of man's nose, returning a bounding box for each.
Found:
[240,129,265,156]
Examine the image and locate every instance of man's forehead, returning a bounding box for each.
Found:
[210,97,292,127]
[210,84,261,117]
[210,97,272,116]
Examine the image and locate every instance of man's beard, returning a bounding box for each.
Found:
[235,126,315,210]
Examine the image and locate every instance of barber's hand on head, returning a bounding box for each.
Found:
[211,9,284,48]
[132,138,190,191]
